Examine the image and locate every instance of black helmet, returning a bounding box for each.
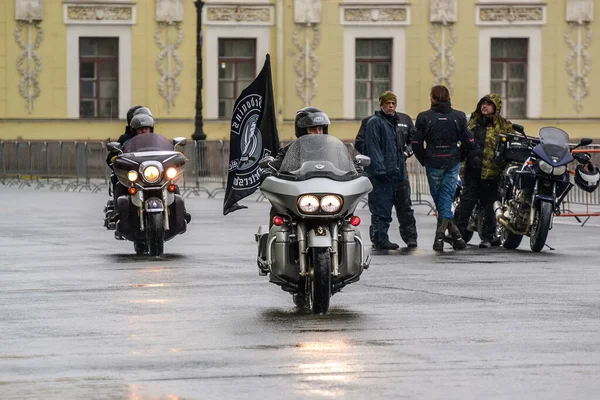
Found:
[294,107,331,138]
[133,107,153,118]
[130,114,155,132]
[574,163,600,193]
[126,105,143,125]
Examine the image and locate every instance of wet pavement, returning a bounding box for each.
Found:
[1,187,599,399]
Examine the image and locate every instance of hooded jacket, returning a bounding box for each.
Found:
[466,93,514,180]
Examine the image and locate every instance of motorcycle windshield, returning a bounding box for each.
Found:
[123,134,172,153]
[538,127,569,161]
[278,135,358,181]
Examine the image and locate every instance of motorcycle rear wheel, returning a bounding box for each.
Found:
[530,201,553,253]
[147,213,165,257]
[310,248,331,314]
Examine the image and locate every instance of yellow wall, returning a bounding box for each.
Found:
[1,0,600,142]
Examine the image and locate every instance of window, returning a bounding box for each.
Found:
[218,39,257,119]
[490,38,528,119]
[355,39,392,119]
[78,38,119,119]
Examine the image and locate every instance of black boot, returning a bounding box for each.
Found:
[433,218,448,252]
[447,219,467,250]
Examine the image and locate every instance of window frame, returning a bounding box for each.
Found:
[354,38,393,119]
[66,25,132,120]
[78,37,120,119]
[490,38,529,119]
[217,38,257,119]
[477,27,542,119]
[342,27,406,119]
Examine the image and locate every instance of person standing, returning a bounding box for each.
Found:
[363,91,417,250]
[454,94,513,248]
[413,85,473,251]
[355,101,418,248]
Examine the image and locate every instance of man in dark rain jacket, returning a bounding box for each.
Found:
[454,93,514,248]
[363,91,418,250]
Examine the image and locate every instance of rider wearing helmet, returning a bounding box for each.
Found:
[270,107,331,171]
[575,162,600,193]
[104,106,154,229]
[128,113,155,136]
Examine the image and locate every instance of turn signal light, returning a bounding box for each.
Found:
[167,184,177,193]
[273,216,285,226]
[128,187,137,195]
[349,216,361,226]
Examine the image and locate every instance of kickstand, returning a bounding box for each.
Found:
[544,243,556,251]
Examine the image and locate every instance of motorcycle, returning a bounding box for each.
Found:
[255,135,372,314]
[106,134,190,256]
[493,125,593,252]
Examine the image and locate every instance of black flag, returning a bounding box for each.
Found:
[223,54,280,215]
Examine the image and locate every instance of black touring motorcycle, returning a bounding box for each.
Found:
[104,134,190,256]
[493,126,595,252]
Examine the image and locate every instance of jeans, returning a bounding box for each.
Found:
[426,163,460,220]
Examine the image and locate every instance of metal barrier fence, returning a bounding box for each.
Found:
[1,139,599,222]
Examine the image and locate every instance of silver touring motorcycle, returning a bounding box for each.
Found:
[255,134,373,314]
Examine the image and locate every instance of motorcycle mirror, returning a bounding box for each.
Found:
[259,156,275,169]
[107,141,122,154]
[173,137,187,147]
[579,137,593,146]
[354,154,371,167]
[512,124,526,136]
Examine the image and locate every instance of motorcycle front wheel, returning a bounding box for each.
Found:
[147,213,165,257]
[530,201,553,252]
[134,240,148,255]
[310,248,331,314]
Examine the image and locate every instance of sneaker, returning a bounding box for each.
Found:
[406,239,418,248]
[373,240,400,250]
[184,212,192,223]
[479,241,491,248]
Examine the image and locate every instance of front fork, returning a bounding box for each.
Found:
[530,179,557,229]
[135,189,169,231]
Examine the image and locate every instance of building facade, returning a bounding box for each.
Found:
[0,0,599,141]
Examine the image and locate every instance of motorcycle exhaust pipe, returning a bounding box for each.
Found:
[493,201,510,229]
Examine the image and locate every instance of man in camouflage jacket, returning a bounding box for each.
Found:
[454,93,514,248]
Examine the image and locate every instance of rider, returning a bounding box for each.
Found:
[104,106,151,228]
[264,107,331,227]
[270,106,330,171]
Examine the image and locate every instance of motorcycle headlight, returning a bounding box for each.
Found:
[539,160,553,174]
[298,195,320,213]
[165,167,178,180]
[127,170,138,182]
[553,165,567,176]
[143,165,161,183]
[320,195,343,213]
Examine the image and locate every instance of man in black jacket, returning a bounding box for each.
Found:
[356,100,418,248]
[413,85,473,251]
[362,91,418,250]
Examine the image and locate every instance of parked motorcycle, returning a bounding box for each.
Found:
[255,135,372,314]
[106,134,189,256]
[493,125,593,252]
